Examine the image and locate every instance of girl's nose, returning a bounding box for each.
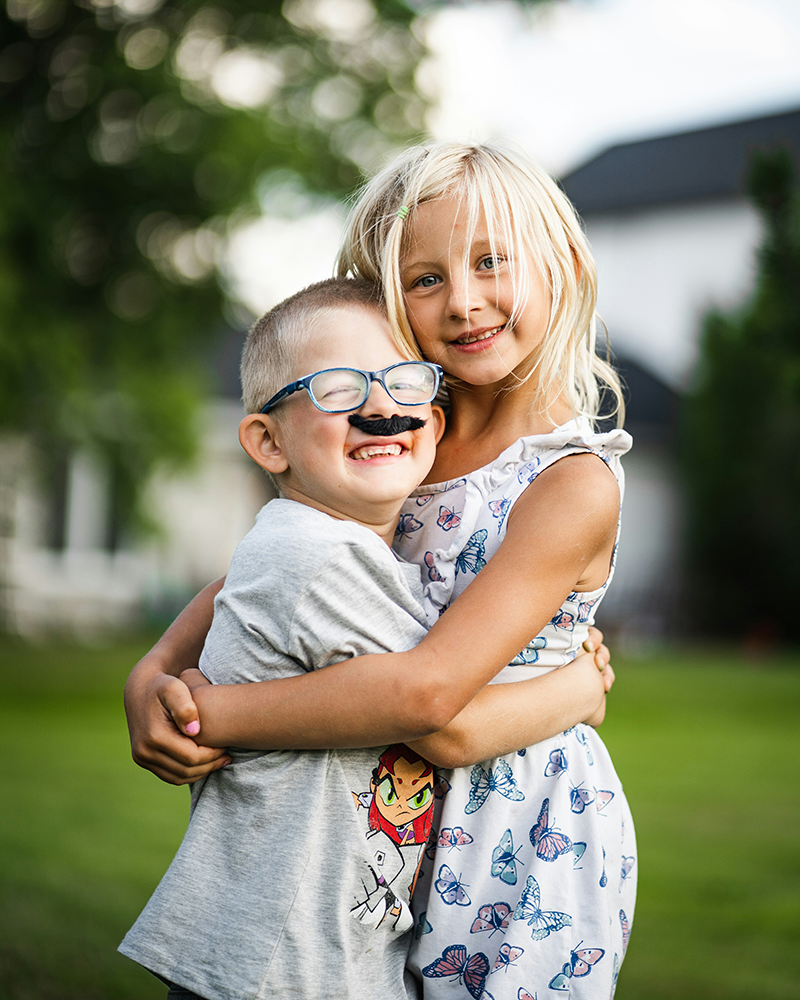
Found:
[447,270,481,319]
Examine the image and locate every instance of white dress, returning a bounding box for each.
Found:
[394,421,637,1000]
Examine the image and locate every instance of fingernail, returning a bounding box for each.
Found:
[583,639,594,652]
[185,721,200,736]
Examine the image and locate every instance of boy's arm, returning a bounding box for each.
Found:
[124,577,229,784]
[187,455,620,750]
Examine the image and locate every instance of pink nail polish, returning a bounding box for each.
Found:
[185,721,200,736]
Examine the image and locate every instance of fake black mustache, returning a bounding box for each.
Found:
[348,414,427,436]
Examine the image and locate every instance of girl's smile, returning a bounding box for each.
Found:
[452,322,507,349]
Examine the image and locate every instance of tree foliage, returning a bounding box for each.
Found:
[682,148,800,644]
[0,0,425,535]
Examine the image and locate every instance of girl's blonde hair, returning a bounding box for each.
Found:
[336,141,623,425]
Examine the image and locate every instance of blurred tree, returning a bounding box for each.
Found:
[682,147,800,645]
[0,0,426,539]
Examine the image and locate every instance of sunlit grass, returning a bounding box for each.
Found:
[1,636,799,998]
[602,650,800,999]
[0,633,185,1000]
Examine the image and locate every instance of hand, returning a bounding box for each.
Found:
[580,626,615,726]
[179,668,212,697]
[582,626,615,691]
[583,693,607,729]
[124,655,230,786]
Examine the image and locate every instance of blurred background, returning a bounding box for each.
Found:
[1,0,799,998]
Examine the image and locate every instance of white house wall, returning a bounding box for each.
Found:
[143,399,272,607]
[598,442,684,645]
[4,401,268,639]
[588,199,762,387]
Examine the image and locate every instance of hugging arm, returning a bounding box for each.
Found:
[130,454,619,779]
[406,644,613,768]
[186,454,618,749]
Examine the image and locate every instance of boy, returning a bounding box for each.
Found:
[119,278,446,1000]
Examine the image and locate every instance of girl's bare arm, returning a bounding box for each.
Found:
[186,455,619,750]
[407,644,613,768]
[179,634,612,770]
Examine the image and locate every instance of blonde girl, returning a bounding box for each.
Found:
[125,142,636,999]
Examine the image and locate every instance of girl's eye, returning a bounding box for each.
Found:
[413,274,440,289]
[477,256,501,272]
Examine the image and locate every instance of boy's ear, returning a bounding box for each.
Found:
[430,404,446,444]
[239,414,289,474]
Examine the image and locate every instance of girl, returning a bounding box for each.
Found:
[126,142,635,998]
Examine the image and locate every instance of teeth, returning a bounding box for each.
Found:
[457,324,505,345]
[351,443,403,461]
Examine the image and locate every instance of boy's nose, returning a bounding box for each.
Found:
[358,378,400,419]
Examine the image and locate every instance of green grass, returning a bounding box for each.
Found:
[0,633,187,1000]
[600,650,800,999]
[1,636,799,999]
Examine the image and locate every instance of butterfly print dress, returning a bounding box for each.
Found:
[394,422,637,1000]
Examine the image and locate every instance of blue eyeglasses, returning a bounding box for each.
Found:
[260,361,444,414]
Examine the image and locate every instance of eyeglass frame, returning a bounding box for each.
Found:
[259,361,445,414]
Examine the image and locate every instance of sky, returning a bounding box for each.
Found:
[229,0,800,322]
[421,0,800,175]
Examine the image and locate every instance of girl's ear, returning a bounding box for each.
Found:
[239,414,289,474]
[430,404,446,444]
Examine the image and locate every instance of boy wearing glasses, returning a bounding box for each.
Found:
[120,278,446,1000]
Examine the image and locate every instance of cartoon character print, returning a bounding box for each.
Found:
[350,745,435,929]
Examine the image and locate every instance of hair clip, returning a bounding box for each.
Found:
[396,205,410,220]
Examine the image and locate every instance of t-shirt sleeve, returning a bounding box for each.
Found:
[287,537,428,671]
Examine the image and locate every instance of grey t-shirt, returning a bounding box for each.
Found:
[120,500,430,1000]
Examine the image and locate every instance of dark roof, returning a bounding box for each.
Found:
[561,106,800,215]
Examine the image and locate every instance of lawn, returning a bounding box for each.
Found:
[1,635,799,999]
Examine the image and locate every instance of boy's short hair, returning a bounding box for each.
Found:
[241,277,387,415]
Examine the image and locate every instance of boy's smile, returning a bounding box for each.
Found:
[240,306,444,543]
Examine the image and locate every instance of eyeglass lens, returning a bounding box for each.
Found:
[309,364,436,411]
